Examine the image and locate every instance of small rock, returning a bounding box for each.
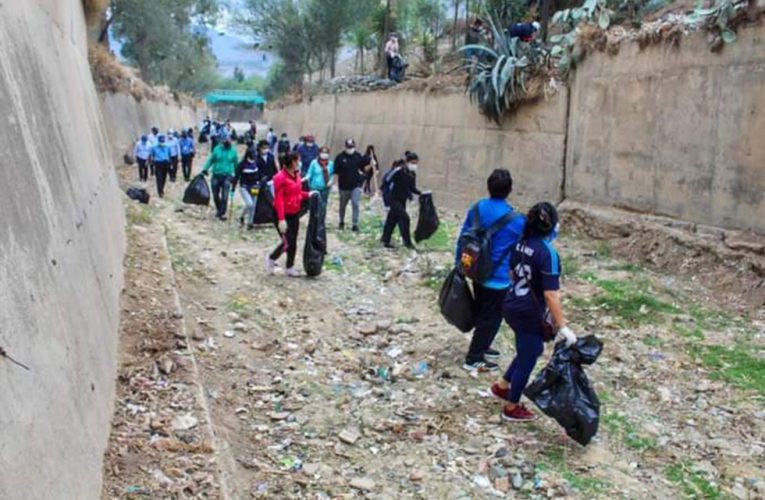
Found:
[192,327,205,341]
[410,469,426,482]
[495,476,510,493]
[157,355,175,375]
[303,463,320,476]
[268,411,290,421]
[359,323,378,336]
[223,330,235,338]
[490,465,508,480]
[376,319,393,331]
[233,322,247,332]
[349,477,376,491]
[512,472,523,490]
[338,428,361,445]
[171,413,198,431]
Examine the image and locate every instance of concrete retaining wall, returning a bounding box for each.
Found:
[0,1,125,499]
[268,26,765,233]
[268,90,568,213]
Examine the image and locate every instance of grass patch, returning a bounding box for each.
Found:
[563,255,581,277]
[689,343,765,395]
[336,213,384,250]
[642,335,665,347]
[126,204,152,226]
[602,412,656,451]
[672,323,705,341]
[596,241,612,258]
[605,262,643,272]
[592,279,678,325]
[665,461,722,499]
[688,304,747,332]
[562,471,610,494]
[228,295,252,318]
[416,220,454,253]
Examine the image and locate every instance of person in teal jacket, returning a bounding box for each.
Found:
[202,138,239,220]
[305,146,334,216]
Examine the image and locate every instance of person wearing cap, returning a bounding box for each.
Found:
[296,134,319,176]
[166,129,180,182]
[147,126,160,175]
[133,135,152,182]
[334,138,372,232]
[150,134,172,197]
[201,138,239,220]
[256,139,278,181]
[305,146,335,215]
[179,128,196,182]
[507,21,540,42]
[381,150,421,249]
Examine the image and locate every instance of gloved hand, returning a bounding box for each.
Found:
[558,326,577,347]
[278,220,287,234]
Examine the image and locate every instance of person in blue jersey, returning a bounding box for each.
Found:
[133,135,152,182]
[179,128,196,182]
[166,129,181,182]
[455,169,526,373]
[150,135,172,197]
[490,202,577,422]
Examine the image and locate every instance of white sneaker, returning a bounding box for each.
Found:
[285,267,300,277]
[265,255,276,274]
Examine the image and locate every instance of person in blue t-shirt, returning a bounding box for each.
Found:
[490,202,578,422]
[179,129,196,182]
[150,135,172,197]
[455,169,526,373]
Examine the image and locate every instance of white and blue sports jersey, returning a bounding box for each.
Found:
[503,237,561,329]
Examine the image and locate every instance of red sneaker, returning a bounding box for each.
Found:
[501,404,537,422]
[491,383,511,401]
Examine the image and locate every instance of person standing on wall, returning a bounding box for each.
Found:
[150,134,172,198]
[133,135,152,182]
[380,151,421,248]
[201,138,239,221]
[297,134,320,176]
[255,139,278,181]
[334,138,371,232]
[492,202,577,421]
[265,152,314,277]
[167,129,181,182]
[455,169,525,373]
[179,128,196,182]
[232,148,263,229]
[384,34,400,80]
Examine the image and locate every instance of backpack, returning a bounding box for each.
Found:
[458,203,519,283]
[381,167,401,207]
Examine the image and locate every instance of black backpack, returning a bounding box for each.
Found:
[458,203,519,283]
[381,167,401,207]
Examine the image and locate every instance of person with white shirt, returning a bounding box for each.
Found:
[133,135,152,182]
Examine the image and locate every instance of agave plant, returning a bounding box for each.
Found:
[459,15,531,124]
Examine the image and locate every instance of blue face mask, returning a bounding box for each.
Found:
[548,223,560,242]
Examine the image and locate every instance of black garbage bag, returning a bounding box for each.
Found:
[303,194,326,277]
[253,181,276,224]
[126,186,150,204]
[198,132,208,144]
[438,268,476,333]
[523,335,604,446]
[124,153,135,165]
[414,192,440,242]
[183,174,211,206]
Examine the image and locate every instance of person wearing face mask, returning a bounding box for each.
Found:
[296,134,319,176]
[491,202,577,422]
[133,135,152,182]
[266,152,315,277]
[305,146,334,214]
[255,139,277,181]
[232,148,264,229]
[201,138,239,220]
[380,150,421,248]
[179,128,196,182]
[167,129,181,182]
[334,138,372,231]
[455,169,526,373]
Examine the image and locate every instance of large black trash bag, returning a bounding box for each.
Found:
[124,153,135,165]
[183,174,211,206]
[253,181,276,224]
[414,192,440,243]
[126,186,150,204]
[303,194,326,277]
[524,335,604,446]
[438,268,477,333]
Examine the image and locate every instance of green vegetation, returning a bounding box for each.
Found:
[126,204,152,226]
[561,470,611,494]
[689,344,765,395]
[665,461,722,499]
[591,278,678,324]
[228,294,252,317]
[417,219,454,253]
[562,255,581,277]
[602,412,657,451]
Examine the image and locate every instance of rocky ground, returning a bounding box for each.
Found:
[103,150,764,499]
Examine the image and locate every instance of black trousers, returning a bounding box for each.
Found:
[270,214,300,268]
[137,158,148,181]
[211,174,232,217]
[382,200,412,246]
[466,284,509,363]
[149,159,155,176]
[181,154,194,181]
[154,161,170,197]
[169,156,179,182]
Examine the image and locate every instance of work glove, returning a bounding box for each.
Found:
[558,326,577,347]
[278,220,287,234]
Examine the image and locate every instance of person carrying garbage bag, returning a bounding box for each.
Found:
[455,169,525,373]
[232,148,264,229]
[490,202,578,422]
[265,152,316,277]
[380,151,421,249]
[201,138,239,221]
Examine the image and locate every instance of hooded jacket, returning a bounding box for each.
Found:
[272,168,310,221]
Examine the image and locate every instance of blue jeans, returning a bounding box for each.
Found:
[211,174,232,218]
[503,327,544,403]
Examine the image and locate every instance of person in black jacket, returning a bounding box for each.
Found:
[334,138,371,231]
[381,151,421,249]
[255,139,278,181]
[232,149,264,229]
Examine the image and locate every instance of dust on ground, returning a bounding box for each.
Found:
[103,149,765,499]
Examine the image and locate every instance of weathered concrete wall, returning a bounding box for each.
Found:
[100,92,202,163]
[566,27,765,233]
[0,1,125,499]
[268,90,568,213]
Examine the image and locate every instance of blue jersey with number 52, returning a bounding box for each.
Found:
[503,238,561,328]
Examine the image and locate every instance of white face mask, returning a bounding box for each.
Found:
[319,153,329,160]
[346,148,355,155]
[260,150,268,156]
[306,142,314,147]
[407,163,418,172]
